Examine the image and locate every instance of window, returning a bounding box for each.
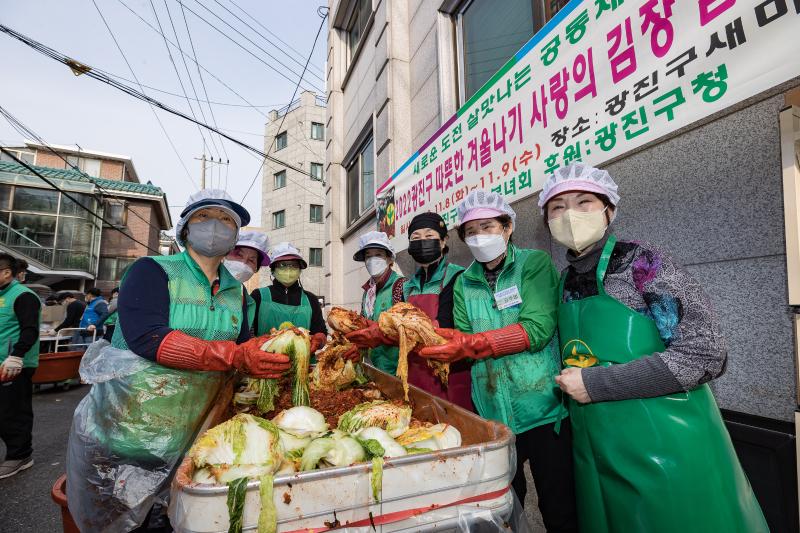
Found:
[346,136,375,225]
[0,150,34,165]
[276,131,288,151]
[309,247,323,267]
[104,201,126,226]
[311,122,325,140]
[274,170,287,189]
[98,256,135,281]
[273,210,286,229]
[13,187,59,214]
[310,162,323,181]
[347,0,372,60]
[310,204,323,223]
[457,0,543,102]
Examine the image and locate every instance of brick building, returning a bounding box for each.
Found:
[0,141,172,293]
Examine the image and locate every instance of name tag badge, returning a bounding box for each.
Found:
[494,286,522,310]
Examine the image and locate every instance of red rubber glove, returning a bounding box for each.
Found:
[419,324,531,364]
[156,330,291,379]
[310,332,328,354]
[340,343,362,362]
[345,322,398,349]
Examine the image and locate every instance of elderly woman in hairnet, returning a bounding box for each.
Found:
[538,163,767,533]
[418,190,577,532]
[66,190,291,533]
[223,230,270,285]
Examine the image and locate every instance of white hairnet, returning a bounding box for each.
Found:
[538,163,620,213]
[175,189,249,246]
[456,190,517,227]
[353,231,395,261]
[235,231,270,267]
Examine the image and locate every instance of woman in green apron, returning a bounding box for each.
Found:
[251,242,328,353]
[540,163,767,533]
[66,189,291,532]
[346,231,406,373]
[419,191,577,532]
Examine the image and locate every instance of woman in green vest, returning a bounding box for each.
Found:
[346,231,406,373]
[66,189,291,532]
[251,242,328,354]
[419,191,577,532]
[540,163,767,533]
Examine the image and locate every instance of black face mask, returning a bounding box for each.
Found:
[408,239,442,264]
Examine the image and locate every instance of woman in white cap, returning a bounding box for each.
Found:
[223,230,270,284]
[66,189,291,532]
[252,242,327,353]
[418,190,576,531]
[346,231,406,373]
[540,163,767,533]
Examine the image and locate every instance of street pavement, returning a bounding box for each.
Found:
[0,383,88,533]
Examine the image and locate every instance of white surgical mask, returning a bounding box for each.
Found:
[365,257,388,277]
[548,208,609,253]
[223,259,255,283]
[465,233,507,263]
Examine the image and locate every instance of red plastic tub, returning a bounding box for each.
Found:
[33,351,83,385]
[51,474,80,533]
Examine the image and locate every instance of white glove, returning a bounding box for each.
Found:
[0,356,23,382]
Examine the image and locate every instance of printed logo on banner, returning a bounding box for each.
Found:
[376,0,800,251]
[377,187,396,238]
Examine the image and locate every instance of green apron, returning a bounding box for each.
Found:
[361,271,401,374]
[255,286,313,335]
[558,235,768,533]
[0,280,40,368]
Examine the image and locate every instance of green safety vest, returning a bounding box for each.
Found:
[402,259,464,300]
[0,280,40,368]
[255,286,313,336]
[558,236,767,532]
[456,244,563,434]
[107,250,250,460]
[362,270,402,374]
[104,309,118,327]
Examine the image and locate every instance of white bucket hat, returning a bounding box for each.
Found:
[268,242,307,269]
[175,189,250,246]
[234,231,270,268]
[353,231,395,262]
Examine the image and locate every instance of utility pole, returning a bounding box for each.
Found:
[194,154,230,190]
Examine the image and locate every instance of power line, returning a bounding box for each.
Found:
[181,0,323,93]
[89,0,198,191]
[226,0,325,77]
[148,0,216,160]
[239,6,328,202]
[114,0,284,111]
[208,0,325,84]
[0,22,315,181]
[0,105,173,241]
[177,0,230,164]
[0,147,162,255]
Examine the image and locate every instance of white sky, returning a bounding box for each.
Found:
[0,0,329,230]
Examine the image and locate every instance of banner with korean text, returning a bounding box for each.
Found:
[376,0,800,250]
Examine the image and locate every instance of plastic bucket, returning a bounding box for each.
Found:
[51,474,80,533]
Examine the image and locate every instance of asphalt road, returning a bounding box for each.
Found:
[0,382,88,533]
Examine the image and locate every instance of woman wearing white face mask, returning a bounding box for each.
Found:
[541,163,766,533]
[223,231,270,284]
[347,231,406,373]
[418,190,576,531]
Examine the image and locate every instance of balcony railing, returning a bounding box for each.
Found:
[0,220,53,266]
[274,94,328,117]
